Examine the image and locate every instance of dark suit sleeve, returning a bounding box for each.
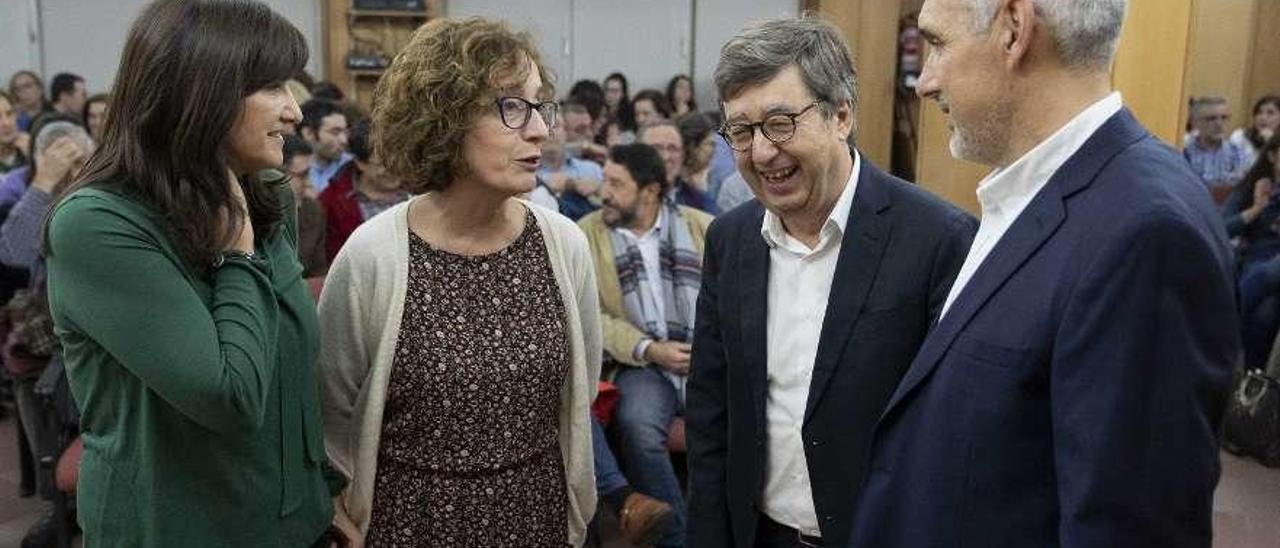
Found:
[686,218,734,547]
[927,211,978,321]
[1051,211,1236,548]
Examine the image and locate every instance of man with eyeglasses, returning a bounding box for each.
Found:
[685,16,976,548]
[1184,96,1250,200]
[641,119,716,213]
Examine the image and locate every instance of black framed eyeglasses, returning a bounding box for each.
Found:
[719,101,823,152]
[495,96,558,131]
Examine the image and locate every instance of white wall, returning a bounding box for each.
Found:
[448,0,798,108]
[0,0,40,86]
[692,0,797,111]
[3,0,797,107]
[3,0,324,96]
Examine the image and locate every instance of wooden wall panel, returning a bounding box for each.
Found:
[1182,0,1256,136]
[811,0,899,170]
[1245,0,1280,115]
[1111,0,1195,146]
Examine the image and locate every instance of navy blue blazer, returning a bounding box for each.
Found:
[686,156,977,547]
[847,109,1240,548]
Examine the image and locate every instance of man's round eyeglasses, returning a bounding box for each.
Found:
[495,96,559,131]
[719,101,823,152]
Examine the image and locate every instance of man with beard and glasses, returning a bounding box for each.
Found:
[578,143,712,548]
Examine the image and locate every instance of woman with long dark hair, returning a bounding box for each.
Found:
[1231,95,1280,168]
[43,1,335,545]
[665,74,696,117]
[1225,135,1280,369]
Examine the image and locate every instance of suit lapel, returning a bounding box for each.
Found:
[879,109,1150,419]
[737,204,771,433]
[804,159,891,424]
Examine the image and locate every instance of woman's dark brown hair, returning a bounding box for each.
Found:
[51,0,307,275]
[1231,134,1280,211]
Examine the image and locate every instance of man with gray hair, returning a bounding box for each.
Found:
[848,1,1238,547]
[686,14,976,548]
[1184,96,1250,197]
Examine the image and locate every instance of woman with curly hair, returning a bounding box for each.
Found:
[319,16,602,548]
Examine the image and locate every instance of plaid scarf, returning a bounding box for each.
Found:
[610,199,702,344]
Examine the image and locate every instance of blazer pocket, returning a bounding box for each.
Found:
[950,332,1032,370]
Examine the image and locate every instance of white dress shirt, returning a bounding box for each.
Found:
[760,152,860,536]
[941,92,1123,319]
[616,209,687,399]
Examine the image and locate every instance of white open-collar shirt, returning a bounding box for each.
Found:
[759,151,860,536]
[941,92,1123,319]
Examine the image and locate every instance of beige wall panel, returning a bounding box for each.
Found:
[913,103,985,215]
[1183,0,1256,135]
[1111,0,1195,146]
[1246,0,1280,116]
[813,0,900,170]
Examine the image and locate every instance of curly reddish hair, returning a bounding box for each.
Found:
[373,17,553,193]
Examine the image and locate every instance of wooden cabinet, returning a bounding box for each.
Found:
[322,0,443,109]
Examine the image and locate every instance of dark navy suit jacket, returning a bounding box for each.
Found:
[847,109,1239,548]
[686,156,977,547]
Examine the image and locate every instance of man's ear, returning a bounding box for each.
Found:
[300,126,316,142]
[833,99,855,142]
[998,0,1037,70]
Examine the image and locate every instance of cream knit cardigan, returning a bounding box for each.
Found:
[317,199,601,546]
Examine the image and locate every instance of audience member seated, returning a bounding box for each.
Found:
[640,119,714,213]
[82,94,109,144]
[283,135,328,277]
[1232,95,1280,169]
[677,112,721,214]
[0,91,27,174]
[632,89,672,128]
[578,143,714,548]
[7,71,47,132]
[318,119,409,262]
[562,101,609,165]
[1185,96,1250,202]
[47,73,86,122]
[666,74,696,117]
[1226,135,1280,369]
[569,79,609,137]
[0,114,83,213]
[0,116,91,548]
[309,80,345,102]
[715,171,755,213]
[532,113,602,220]
[298,98,351,192]
[603,72,634,128]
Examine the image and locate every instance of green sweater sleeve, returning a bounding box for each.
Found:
[47,193,280,434]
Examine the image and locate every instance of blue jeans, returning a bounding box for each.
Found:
[593,417,628,496]
[1240,257,1280,369]
[613,366,685,547]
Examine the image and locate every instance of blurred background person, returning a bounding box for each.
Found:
[81,94,110,145]
[666,74,696,117]
[632,89,672,128]
[1232,95,1280,169]
[8,71,48,132]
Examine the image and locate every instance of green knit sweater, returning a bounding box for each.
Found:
[45,179,333,547]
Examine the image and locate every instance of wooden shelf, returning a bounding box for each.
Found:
[348,9,428,18]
